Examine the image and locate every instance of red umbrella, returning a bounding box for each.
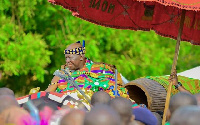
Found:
[48,0,200,45]
[48,0,200,124]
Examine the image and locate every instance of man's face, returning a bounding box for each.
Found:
[65,54,81,70]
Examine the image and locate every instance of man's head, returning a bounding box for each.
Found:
[169,92,197,116]
[0,95,19,113]
[60,109,85,125]
[195,93,200,106]
[109,97,133,125]
[0,106,34,125]
[0,87,15,96]
[65,43,85,70]
[170,106,200,125]
[91,91,111,106]
[84,104,120,125]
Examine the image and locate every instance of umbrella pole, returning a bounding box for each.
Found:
[115,68,118,97]
[162,9,186,125]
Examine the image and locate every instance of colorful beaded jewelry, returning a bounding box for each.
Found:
[64,47,85,55]
[48,82,58,87]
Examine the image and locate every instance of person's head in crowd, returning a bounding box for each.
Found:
[60,109,85,125]
[170,106,200,125]
[109,97,133,125]
[152,112,162,125]
[0,87,15,97]
[65,42,86,70]
[0,95,19,113]
[84,104,120,125]
[168,92,197,120]
[0,106,34,125]
[91,91,111,106]
[132,107,157,125]
[195,93,200,106]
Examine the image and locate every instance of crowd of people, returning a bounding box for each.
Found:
[0,87,199,125]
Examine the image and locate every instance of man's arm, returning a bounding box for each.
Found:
[45,76,60,92]
[169,70,191,94]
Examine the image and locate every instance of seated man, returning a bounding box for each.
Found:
[17,41,131,110]
[45,41,129,105]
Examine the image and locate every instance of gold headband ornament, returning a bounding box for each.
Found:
[64,40,85,55]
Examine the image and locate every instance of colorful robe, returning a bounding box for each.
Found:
[17,58,135,110]
[56,58,129,104]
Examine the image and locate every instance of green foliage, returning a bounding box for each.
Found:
[0,0,200,96]
[0,15,52,83]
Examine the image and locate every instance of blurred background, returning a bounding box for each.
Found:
[0,0,199,96]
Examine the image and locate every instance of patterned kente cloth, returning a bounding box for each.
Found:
[56,58,129,104]
[17,91,86,109]
[146,75,200,95]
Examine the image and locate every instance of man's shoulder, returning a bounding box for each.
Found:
[92,62,115,71]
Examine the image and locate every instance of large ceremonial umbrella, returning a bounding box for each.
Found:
[48,0,200,124]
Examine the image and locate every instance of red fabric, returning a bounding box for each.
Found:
[140,0,200,11]
[16,95,29,100]
[30,93,37,100]
[49,0,200,45]
[49,92,65,97]
[40,91,46,97]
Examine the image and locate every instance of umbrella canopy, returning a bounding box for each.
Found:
[49,0,200,45]
[141,0,200,11]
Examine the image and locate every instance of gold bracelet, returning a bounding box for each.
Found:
[48,82,58,86]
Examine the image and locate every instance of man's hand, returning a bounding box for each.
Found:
[169,70,192,94]
[169,70,178,86]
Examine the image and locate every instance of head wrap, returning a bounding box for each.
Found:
[132,107,158,125]
[64,40,85,55]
